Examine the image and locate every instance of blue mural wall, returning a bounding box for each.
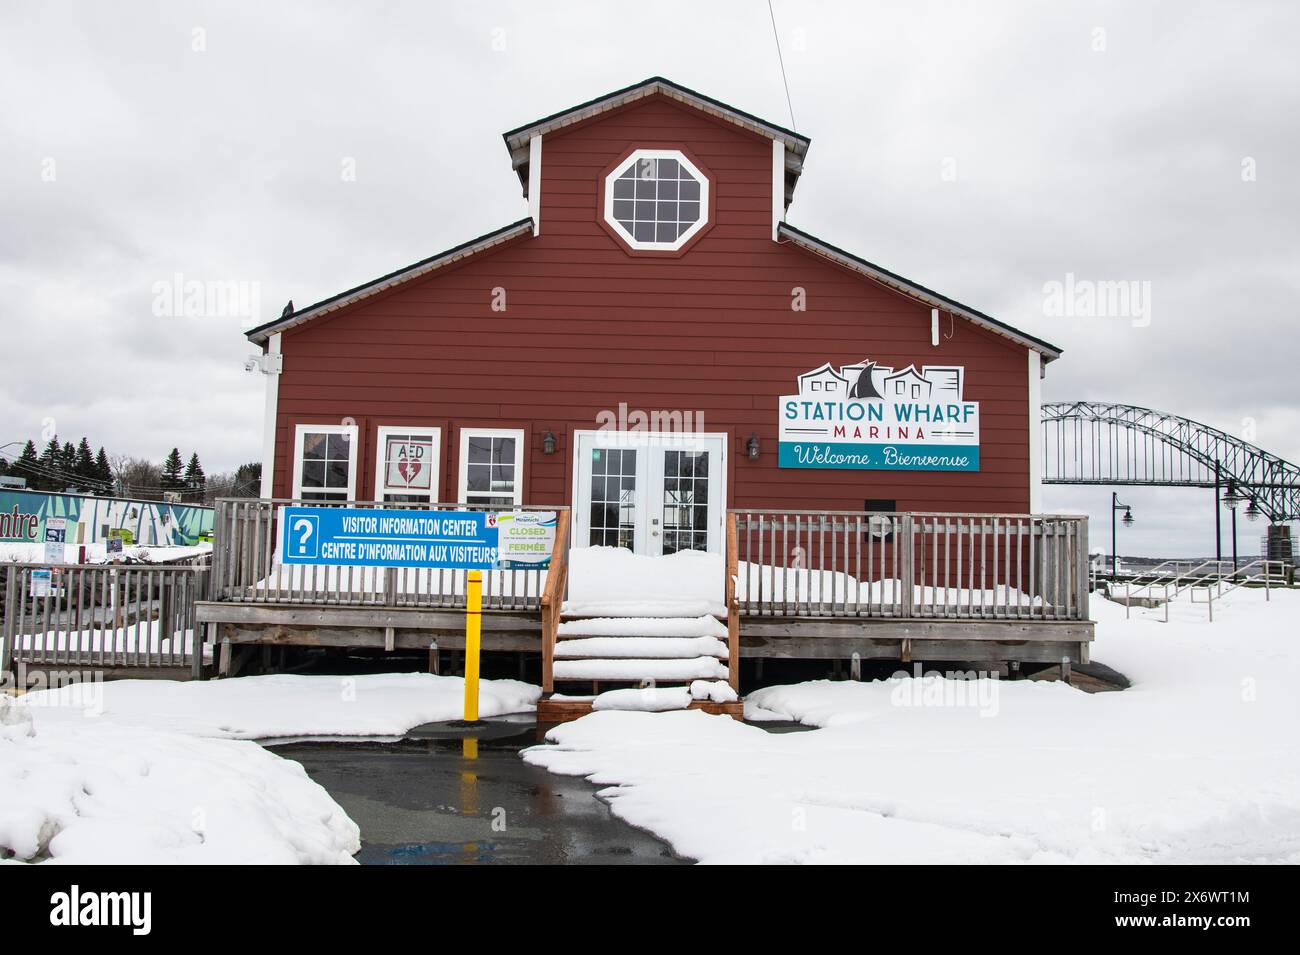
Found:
[0,489,214,546]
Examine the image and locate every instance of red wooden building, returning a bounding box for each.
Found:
[246,77,1059,549]
[204,79,1091,696]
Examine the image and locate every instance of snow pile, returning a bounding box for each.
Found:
[0,542,210,564]
[563,547,725,617]
[592,687,691,712]
[527,587,1300,863]
[690,680,738,704]
[23,672,540,739]
[552,657,726,683]
[0,707,358,864]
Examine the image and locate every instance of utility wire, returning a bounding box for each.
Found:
[767,0,797,131]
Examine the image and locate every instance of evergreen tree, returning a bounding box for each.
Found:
[38,437,62,491]
[75,437,96,485]
[61,441,77,484]
[94,447,112,486]
[183,452,206,501]
[160,448,185,493]
[7,440,39,488]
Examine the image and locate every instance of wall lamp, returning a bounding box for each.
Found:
[746,433,760,461]
[542,430,557,455]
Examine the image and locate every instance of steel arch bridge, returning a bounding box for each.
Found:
[1041,402,1300,523]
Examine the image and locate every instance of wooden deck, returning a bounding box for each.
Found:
[194,500,1095,685]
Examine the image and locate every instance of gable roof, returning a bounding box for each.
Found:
[778,223,1063,362]
[245,218,533,344]
[502,76,812,207]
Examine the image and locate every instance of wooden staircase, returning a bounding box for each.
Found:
[537,514,742,723]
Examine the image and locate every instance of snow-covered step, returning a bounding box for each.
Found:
[592,686,692,712]
[552,657,729,683]
[555,636,728,660]
[562,599,727,619]
[557,614,728,639]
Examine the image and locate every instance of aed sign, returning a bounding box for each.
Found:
[280,506,499,569]
[779,360,981,471]
[385,436,433,491]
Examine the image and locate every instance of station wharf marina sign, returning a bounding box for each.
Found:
[280,507,499,569]
[779,360,981,471]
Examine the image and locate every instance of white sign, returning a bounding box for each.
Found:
[30,568,51,597]
[385,437,434,490]
[779,360,981,471]
[495,511,556,569]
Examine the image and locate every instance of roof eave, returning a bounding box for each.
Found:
[777,223,1063,362]
[245,218,534,344]
[503,77,810,201]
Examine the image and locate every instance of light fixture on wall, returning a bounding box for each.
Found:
[746,433,760,460]
[542,430,557,455]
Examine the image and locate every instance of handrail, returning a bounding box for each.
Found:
[540,510,570,694]
[725,511,739,692]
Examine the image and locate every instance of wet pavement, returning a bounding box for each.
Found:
[268,717,686,865]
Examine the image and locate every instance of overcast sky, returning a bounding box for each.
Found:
[2,1,1295,556]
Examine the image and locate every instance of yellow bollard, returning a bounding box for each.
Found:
[464,569,482,721]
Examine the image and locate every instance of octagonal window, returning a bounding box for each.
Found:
[604,149,709,252]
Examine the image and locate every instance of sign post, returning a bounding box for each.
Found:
[463,569,483,722]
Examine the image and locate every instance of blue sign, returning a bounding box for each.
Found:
[280,506,499,569]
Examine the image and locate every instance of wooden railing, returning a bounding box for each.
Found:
[211,498,568,612]
[724,512,740,691]
[540,511,571,693]
[1,559,210,676]
[729,510,1090,621]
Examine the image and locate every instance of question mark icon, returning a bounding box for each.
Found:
[293,517,314,555]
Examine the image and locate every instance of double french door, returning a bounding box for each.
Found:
[573,431,727,556]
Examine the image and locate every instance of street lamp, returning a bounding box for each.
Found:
[1111,491,1134,578]
[1222,480,1240,572]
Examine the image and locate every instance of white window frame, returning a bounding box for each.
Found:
[458,428,525,507]
[291,423,359,501]
[603,148,710,252]
[374,426,442,503]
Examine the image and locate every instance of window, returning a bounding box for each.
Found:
[374,426,441,503]
[589,448,637,548]
[603,149,709,251]
[458,428,524,507]
[292,424,357,501]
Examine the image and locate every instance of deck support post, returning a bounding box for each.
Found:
[1060,658,1072,685]
[428,641,439,674]
[218,636,232,678]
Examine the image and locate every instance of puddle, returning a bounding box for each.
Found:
[269,722,685,865]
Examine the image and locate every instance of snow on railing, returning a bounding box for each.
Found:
[729,510,1090,621]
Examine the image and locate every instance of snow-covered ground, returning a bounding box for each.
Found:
[19,672,540,739]
[3,673,539,864]
[525,586,1300,864]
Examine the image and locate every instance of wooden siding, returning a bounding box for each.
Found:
[273,93,1031,513]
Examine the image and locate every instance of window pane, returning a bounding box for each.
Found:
[495,437,516,462]
[301,460,325,488]
[466,465,489,492]
[326,433,350,459]
[468,437,492,464]
[302,433,327,460]
[326,459,350,488]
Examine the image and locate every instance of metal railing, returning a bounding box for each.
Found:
[2,559,210,674]
[1124,557,1290,622]
[210,498,568,612]
[730,510,1089,620]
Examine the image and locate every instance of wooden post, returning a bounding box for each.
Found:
[725,511,740,693]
